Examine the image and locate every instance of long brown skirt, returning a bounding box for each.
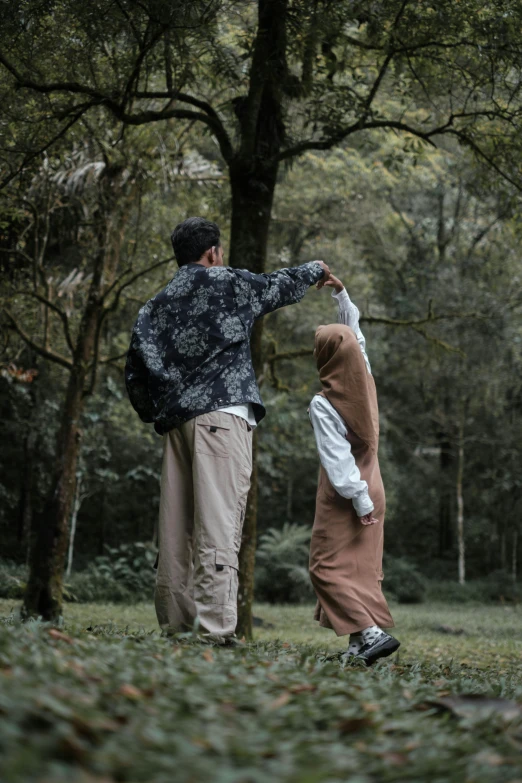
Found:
[309,429,394,636]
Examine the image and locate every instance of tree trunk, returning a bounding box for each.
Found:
[437,431,454,555]
[513,529,518,586]
[229,161,279,639]
[65,476,82,579]
[219,0,289,638]
[286,470,293,521]
[500,527,506,571]
[17,430,36,552]
[22,260,105,621]
[456,421,465,585]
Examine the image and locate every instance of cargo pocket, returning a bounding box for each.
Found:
[213,548,239,605]
[195,422,231,458]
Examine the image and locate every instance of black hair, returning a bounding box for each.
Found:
[170,217,221,266]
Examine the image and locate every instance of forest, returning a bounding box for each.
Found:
[2,0,521,628]
[1,3,522,782]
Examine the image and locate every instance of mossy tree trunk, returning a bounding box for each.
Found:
[228,0,288,638]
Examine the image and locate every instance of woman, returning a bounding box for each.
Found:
[309,274,399,665]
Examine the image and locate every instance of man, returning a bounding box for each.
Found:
[125,217,331,641]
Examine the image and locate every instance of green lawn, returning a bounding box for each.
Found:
[1,600,521,782]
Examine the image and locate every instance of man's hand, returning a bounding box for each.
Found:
[360,512,379,526]
[314,260,331,289]
[324,273,344,294]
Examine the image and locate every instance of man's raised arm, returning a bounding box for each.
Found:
[233,260,331,319]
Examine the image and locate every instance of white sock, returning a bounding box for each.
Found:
[360,625,384,646]
[346,632,363,655]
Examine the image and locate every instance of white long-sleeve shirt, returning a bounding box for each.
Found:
[309,288,374,517]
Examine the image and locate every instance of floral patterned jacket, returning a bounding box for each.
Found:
[125,261,323,434]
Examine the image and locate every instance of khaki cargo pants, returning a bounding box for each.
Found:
[155,411,253,637]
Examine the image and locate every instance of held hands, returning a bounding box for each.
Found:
[314,260,332,289]
[360,512,379,526]
[313,261,344,294]
[324,273,344,294]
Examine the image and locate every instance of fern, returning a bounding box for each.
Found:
[255,524,314,604]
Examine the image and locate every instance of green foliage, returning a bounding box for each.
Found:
[484,570,522,603]
[67,542,156,603]
[2,0,522,618]
[0,601,521,783]
[427,572,522,604]
[383,556,427,604]
[255,523,315,604]
[0,559,26,599]
[426,580,494,605]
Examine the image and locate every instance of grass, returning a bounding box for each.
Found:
[0,599,521,782]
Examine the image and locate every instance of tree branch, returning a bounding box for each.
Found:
[3,308,73,370]
[100,350,128,364]
[0,50,234,164]
[102,255,175,313]
[0,101,96,189]
[276,118,438,161]
[14,290,75,354]
[444,128,522,192]
[265,306,485,388]
[358,309,485,327]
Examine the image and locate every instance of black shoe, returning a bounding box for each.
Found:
[357,632,400,666]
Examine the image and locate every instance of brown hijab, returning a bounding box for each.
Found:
[314,323,379,453]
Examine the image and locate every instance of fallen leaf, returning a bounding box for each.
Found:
[118,684,143,700]
[434,625,466,635]
[473,751,506,766]
[267,691,291,710]
[361,703,380,713]
[192,737,212,750]
[289,684,317,694]
[48,629,74,645]
[202,650,214,663]
[378,752,408,766]
[429,695,522,722]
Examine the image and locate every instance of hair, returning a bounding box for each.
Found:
[170,217,221,266]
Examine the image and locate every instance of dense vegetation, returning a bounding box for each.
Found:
[1,601,521,782]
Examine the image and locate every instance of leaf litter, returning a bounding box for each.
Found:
[0,612,521,782]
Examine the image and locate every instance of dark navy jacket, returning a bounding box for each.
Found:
[125,261,323,433]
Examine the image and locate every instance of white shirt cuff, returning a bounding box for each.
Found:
[332,288,349,301]
[353,492,374,517]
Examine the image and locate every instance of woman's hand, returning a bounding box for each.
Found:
[360,512,379,526]
[324,274,344,294]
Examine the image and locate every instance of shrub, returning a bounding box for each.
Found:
[483,570,522,603]
[383,556,426,604]
[425,580,487,604]
[426,572,521,604]
[0,559,27,599]
[67,542,156,603]
[255,523,315,604]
